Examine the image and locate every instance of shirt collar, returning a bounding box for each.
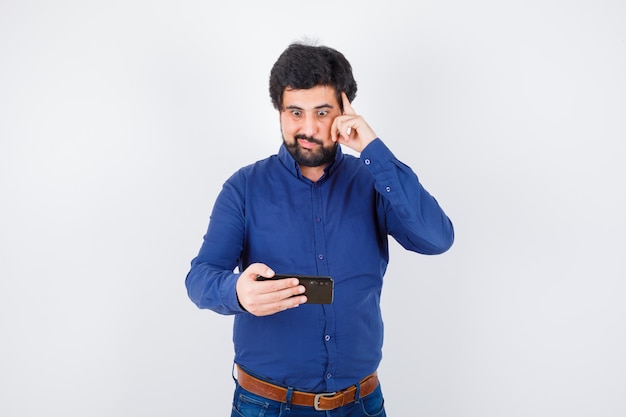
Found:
[277,143,344,181]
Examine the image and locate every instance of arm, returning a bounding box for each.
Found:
[185,175,306,315]
[332,93,454,255]
[185,178,246,314]
[362,139,454,254]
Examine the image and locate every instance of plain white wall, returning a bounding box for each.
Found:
[1,1,625,416]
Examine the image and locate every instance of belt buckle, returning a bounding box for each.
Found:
[313,392,337,411]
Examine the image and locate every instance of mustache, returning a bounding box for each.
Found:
[294,134,323,145]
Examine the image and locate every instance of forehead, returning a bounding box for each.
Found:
[282,85,339,109]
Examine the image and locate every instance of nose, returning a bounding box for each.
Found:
[301,113,317,137]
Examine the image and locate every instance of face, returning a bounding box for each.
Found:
[280,85,341,168]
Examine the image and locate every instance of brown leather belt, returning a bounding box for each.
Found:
[235,365,379,411]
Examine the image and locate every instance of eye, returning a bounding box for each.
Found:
[317,110,328,117]
[290,109,302,118]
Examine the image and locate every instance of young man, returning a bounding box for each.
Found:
[186,42,454,416]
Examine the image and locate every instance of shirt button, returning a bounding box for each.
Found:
[315,216,321,222]
[364,158,371,165]
[326,373,332,379]
[318,254,324,260]
[385,186,391,192]
[324,335,331,341]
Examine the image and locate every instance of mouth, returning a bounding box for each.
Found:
[296,135,322,149]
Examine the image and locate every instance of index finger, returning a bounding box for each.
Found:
[341,91,356,115]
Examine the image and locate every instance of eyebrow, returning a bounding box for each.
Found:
[284,103,334,111]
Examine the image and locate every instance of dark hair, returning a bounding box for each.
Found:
[269,42,357,111]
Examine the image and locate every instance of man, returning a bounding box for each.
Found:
[186,41,454,416]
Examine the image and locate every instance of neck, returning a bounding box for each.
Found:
[300,165,326,182]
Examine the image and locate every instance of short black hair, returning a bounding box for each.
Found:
[269,42,358,111]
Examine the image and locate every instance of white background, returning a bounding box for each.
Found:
[1,1,625,416]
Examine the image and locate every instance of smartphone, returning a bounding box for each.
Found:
[257,274,334,304]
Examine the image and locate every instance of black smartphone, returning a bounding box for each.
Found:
[257,274,334,304]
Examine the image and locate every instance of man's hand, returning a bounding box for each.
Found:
[331,92,377,153]
[236,263,307,316]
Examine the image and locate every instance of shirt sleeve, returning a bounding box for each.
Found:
[185,173,248,313]
[360,138,455,255]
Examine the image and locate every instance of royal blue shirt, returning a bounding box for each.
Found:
[186,138,454,392]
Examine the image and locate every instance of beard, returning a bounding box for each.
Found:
[283,134,339,167]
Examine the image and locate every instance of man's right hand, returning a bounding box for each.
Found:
[236,263,307,316]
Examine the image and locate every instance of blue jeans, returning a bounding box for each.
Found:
[230,380,386,417]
